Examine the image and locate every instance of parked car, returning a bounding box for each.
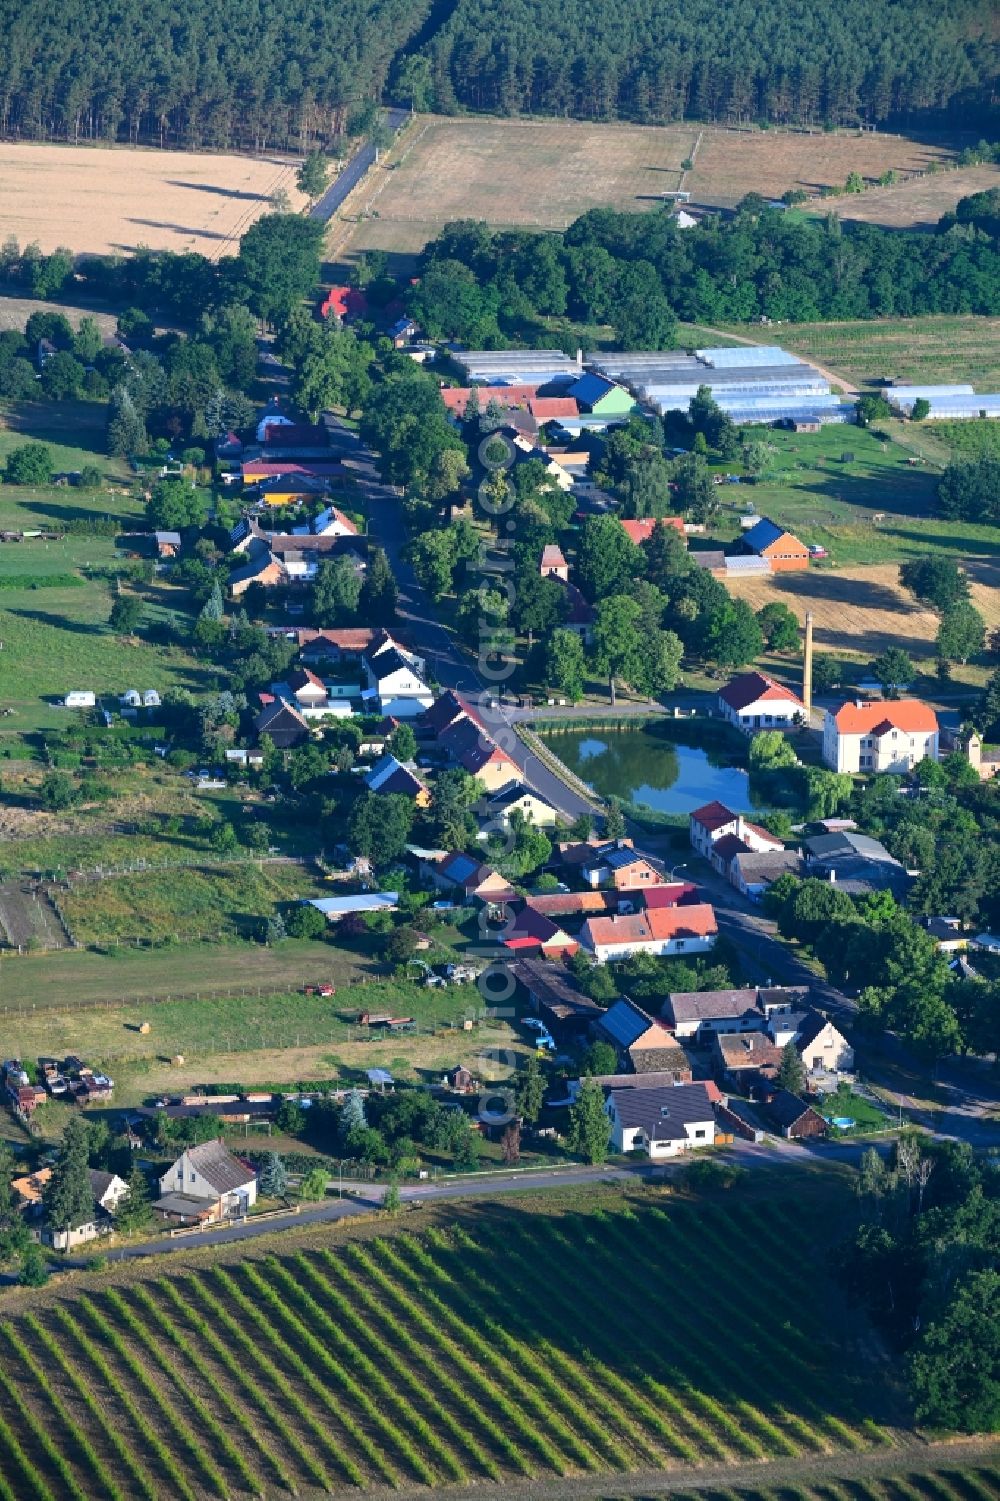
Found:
[431,900,456,912]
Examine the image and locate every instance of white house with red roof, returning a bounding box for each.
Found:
[580,903,718,963]
[689,802,784,862]
[718,671,804,733]
[823,699,939,774]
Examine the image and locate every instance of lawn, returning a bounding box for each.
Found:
[705,421,1000,568]
[819,1085,891,1135]
[0,1175,901,1496]
[0,398,131,477]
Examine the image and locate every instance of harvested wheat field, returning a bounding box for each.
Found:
[336,116,964,266]
[0,143,305,257]
[727,562,1000,660]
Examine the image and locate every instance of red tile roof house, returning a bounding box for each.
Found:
[689,801,784,863]
[822,699,939,775]
[619,517,686,546]
[718,671,805,733]
[502,904,579,959]
[580,903,718,964]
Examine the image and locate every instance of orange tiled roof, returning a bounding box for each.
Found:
[833,699,938,735]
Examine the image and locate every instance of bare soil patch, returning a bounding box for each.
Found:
[0,143,306,257]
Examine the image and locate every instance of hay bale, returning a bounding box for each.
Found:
[171,1054,185,1066]
[138,1021,151,1035]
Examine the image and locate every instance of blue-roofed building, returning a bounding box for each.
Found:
[595,999,692,1076]
[742,516,810,571]
[568,373,636,416]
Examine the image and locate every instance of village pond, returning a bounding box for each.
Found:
[540,719,763,816]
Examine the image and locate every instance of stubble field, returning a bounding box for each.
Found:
[334,117,966,267]
[727,561,1000,661]
[0,143,305,257]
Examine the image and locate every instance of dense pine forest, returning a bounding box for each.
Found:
[0,0,430,151]
[0,0,995,152]
[420,0,998,128]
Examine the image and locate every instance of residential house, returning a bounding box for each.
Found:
[513,956,603,1041]
[438,714,520,791]
[663,987,768,1042]
[822,699,939,774]
[730,848,804,901]
[285,667,331,710]
[764,1089,827,1140]
[229,549,285,598]
[153,530,182,559]
[567,373,636,417]
[924,917,969,954]
[365,754,432,806]
[580,902,717,963]
[643,880,701,908]
[320,285,369,322]
[311,505,359,538]
[525,891,617,920]
[502,904,578,959]
[618,517,686,546]
[718,671,805,732]
[254,698,310,749]
[293,627,376,663]
[510,433,575,491]
[155,1140,258,1224]
[596,998,692,1076]
[483,781,562,828]
[363,636,433,718]
[794,1011,854,1074]
[568,839,662,891]
[742,516,810,571]
[662,984,808,1042]
[605,1081,717,1159]
[803,830,908,897]
[16,1167,129,1250]
[420,689,473,739]
[250,474,336,506]
[713,1032,784,1092]
[540,544,569,580]
[427,851,516,907]
[390,316,420,347]
[689,801,784,862]
[529,396,580,423]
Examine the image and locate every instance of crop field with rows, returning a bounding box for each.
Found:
[0,1188,907,1498]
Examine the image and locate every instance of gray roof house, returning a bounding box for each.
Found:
[803,831,908,896]
[155,1139,258,1224]
[605,1082,718,1159]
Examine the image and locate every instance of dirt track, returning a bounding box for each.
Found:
[379,1438,1000,1501]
